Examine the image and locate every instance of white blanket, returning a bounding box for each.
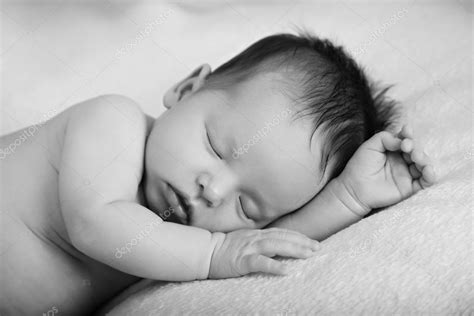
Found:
[2,1,472,314]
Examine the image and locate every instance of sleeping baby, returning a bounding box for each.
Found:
[0,33,435,315]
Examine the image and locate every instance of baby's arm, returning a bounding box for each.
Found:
[267,179,364,241]
[269,126,436,240]
[59,95,317,281]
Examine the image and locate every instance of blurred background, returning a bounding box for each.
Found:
[0,0,472,135]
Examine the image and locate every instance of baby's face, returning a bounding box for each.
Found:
[145,73,328,232]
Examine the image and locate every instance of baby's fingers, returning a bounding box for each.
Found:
[411,148,429,166]
[263,228,320,251]
[421,165,437,187]
[246,254,288,275]
[412,164,436,191]
[257,239,317,259]
[363,131,402,152]
[409,164,421,178]
[398,125,413,139]
[402,152,413,164]
[401,138,414,153]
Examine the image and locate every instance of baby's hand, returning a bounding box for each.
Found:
[209,228,320,279]
[336,125,436,215]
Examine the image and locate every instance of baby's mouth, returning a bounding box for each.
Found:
[165,183,190,225]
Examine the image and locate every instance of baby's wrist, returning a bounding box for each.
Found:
[208,232,226,279]
[328,177,371,217]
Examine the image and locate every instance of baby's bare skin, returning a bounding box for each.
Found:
[0,95,319,315]
[0,93,435,315]
[0,100,142,315]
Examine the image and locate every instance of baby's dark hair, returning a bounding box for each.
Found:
[205,32,398,179]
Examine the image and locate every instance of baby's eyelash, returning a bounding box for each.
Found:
[239,196,250,219]
[206,129,222,159]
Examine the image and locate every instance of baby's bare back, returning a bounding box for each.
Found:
[0,105,138,315]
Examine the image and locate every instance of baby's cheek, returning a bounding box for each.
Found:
[190,209,253,233]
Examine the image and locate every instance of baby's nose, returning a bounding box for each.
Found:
[202,189,221,208]
[196,170,238,208]
[198,177,224,208]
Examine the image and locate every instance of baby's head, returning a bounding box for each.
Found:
[144,33,396,232]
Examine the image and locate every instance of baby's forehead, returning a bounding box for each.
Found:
[212,73,299,129]
[209,75,323,170]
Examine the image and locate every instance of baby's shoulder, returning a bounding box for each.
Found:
[68,94,146,128]
[63,94,149,148]
[59,95,149,200]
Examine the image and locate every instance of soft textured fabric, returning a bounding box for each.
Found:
[2,1,471,314]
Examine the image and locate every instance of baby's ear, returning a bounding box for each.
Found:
[163,64,212,109]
